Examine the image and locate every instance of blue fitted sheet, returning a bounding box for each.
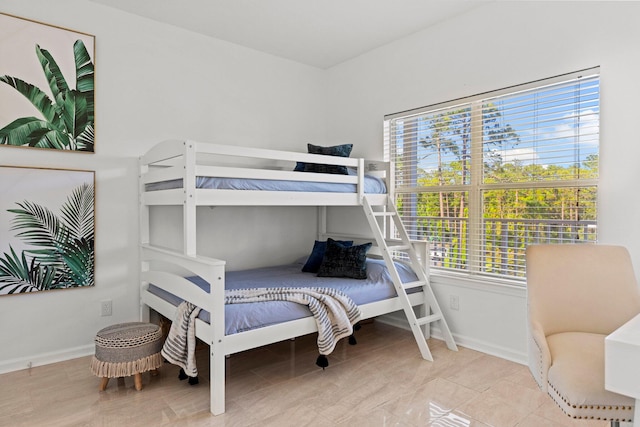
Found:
[146,174,387,194]
[147,258,417,335]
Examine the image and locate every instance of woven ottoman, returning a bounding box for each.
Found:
[90,322,164,391]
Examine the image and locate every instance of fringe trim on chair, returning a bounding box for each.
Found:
[90,353,163,378]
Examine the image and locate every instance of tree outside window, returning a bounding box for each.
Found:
[385,70,599,281]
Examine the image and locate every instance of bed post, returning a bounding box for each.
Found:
[357,158,365,203]
[183,141,197,256]
[139,160,150,322]
[208,267,226,415]
[317,206,327,240]
[139,162,150,247]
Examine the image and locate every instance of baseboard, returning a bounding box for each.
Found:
[0,318,528,374]
[0,344,94,375]
[376,314,527,365]
[430,326,527,365]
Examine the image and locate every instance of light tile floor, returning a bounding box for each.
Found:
[0,321,610,426]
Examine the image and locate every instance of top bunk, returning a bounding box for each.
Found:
[139,139,391,207]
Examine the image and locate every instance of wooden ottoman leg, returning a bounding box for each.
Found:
[99,377,109,391]
[134,373,143,391]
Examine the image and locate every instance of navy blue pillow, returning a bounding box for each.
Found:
[302,239,353,273]
[317,238,372,280]
[294,143,353,175]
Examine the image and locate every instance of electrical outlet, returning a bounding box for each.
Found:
[101,300,112,317]
[450,295,459,311]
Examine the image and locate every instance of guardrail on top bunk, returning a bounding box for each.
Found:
[139,140,392,205]
[139,139,389,195]
[139,139,391,255]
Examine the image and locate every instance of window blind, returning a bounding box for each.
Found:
[384,68,599,281]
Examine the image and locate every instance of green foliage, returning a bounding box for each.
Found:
[0,40,94,151]
[0,183,95,293]
[395,102,597,278]
[400,157,598,278]
[0,247,55,294]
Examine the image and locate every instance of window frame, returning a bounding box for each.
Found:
[384,68,600,283]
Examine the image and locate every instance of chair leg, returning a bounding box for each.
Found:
[134,373,143,391]
[610,421,620,427]
[99,377,109,391]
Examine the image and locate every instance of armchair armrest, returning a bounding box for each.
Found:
[528,320,551,391]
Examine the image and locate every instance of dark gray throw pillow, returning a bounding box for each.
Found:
[317,238,372,279]
[294,143,353,175]
[301,239,354,273]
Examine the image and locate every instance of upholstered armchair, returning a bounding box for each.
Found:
[526,244,640,425]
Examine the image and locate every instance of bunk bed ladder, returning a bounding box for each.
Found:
[362,195,458,361]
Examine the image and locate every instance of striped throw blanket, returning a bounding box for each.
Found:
[226,287,361,355]
[161,301,201,377]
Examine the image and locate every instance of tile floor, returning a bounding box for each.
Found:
[0,321,610,426]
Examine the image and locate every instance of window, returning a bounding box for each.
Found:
[384,69,599,282]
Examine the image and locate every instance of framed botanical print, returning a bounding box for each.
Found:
[0,12,95,152]
[0,166,95,295]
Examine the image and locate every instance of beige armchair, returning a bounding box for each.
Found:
[526,244,640,425]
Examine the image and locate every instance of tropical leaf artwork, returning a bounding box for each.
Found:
[0,182,95,295]
[0,39,94,151]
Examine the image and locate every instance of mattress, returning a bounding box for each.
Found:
[146,174,387,194]
[147,257,417,335]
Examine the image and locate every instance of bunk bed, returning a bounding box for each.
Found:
[138,139,457,415]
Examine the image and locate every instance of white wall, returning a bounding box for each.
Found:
[0,0,326,372]
[3,0,639,372]
[326,1,640,362]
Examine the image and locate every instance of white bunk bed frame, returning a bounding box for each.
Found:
[138,139,456,415]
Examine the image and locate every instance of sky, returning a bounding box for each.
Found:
[391,74,600,179]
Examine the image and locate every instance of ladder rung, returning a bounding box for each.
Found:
[416,314,442,326]
[387,245,411,251]
[372,211,396,217]
[402,281,426,290]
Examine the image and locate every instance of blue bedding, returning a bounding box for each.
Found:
[146,174,387,194]
[148,258,417,335]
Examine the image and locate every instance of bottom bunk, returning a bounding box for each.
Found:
[140,242,432,415]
